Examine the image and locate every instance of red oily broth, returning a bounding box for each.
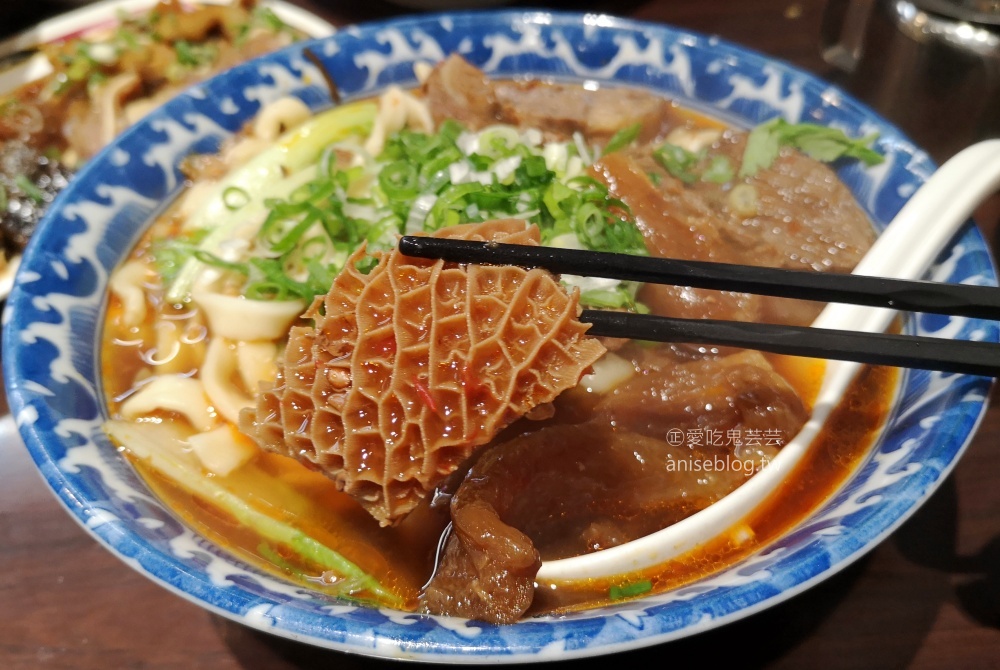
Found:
[532,363,898,614]
[104,270,895,612]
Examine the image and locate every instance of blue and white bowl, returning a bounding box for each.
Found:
[4,10,995,662]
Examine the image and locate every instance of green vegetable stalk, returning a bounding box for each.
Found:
[105,420,402,607]
[609,579,653,600]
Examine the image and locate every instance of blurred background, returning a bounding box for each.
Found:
[9,0,1000,164]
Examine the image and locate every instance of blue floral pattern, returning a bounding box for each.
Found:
[3,10,995,661]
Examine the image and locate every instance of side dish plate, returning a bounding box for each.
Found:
[3,10,996,662]
[0,0,336,300]
[0,0,335,61]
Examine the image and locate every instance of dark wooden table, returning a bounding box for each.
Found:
[2,1,999,668]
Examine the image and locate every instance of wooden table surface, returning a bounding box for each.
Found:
[2,1,999,668]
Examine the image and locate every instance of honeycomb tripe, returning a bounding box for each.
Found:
[240,219,607,525]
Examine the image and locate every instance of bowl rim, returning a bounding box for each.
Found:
[3,8,996,662]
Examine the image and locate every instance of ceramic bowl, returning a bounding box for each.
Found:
[4,10,995,662]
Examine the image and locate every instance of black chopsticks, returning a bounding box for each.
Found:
[399,236,1000,320]
[398,236,1000,377]
[581,310,1000,376]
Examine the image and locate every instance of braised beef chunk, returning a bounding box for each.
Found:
[594,151,764,322]
[594,132,876,326]
[423,54,680,142]
[728,140,876,325]
[595,151,735,262]
[494,80,677,141]
[422,54,501,130]
[421,500,541,624]
[463,424,757,556]
[708,133,876,274]
[596,349,808,445]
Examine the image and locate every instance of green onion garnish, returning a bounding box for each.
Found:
[740,117,883,178]
[609,579,653,600]
[14,175,46,204]
[222,186,249,211]
[602,123,642,155]
[652,143,701,184]
[160,117,650,307]
[701,155,735,184]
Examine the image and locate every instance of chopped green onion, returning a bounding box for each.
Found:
[740,117,884,178]
[602,123,642,155]
[579,286,649,313]
[580,289,631,309]
[609,579,653,600]
[652,143,700,184]
[245,281,289,301]
[222,186,250,211]
[251,257,315,298]
[190,250,248,274]
[165,100,378,304]
[379,160,420,199]
[172,110,650,307]
[174,40,216,68]
[13,174,46,204]
[427,183,486,230]
[701,155,735,184]
[319,212,348,241]
[269,208,321,254]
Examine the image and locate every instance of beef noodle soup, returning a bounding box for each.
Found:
[101,54,896,623]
